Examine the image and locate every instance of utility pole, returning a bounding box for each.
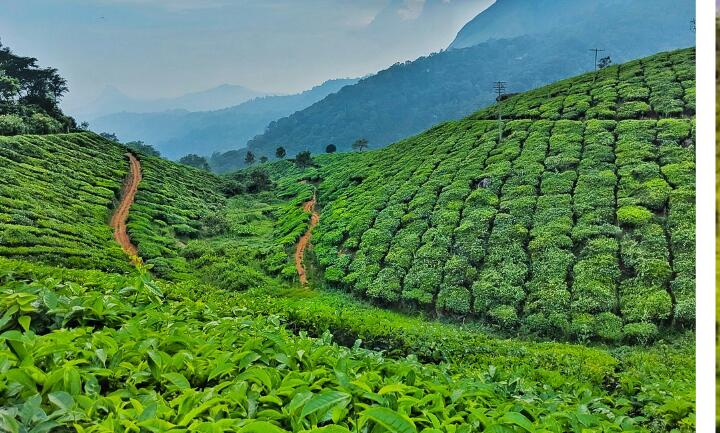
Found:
[589,48,605,72]
[494,81,506,144]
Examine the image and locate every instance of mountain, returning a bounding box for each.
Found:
[449,0,695,49]
[90,78,357,160]
[73,84,266,120]
[238,0,693,165]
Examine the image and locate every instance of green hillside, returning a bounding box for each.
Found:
[0,48,695,431]
[0,133,129,270]
[0,132,226,278]
[279,48,696,342]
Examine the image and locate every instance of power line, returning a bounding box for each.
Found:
[589,48,605,72]
[494,81,506,143]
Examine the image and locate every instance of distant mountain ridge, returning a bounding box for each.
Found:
[232,0,693,169]
[449,0,694,49]
[90,78,358,159]
[73,84,267,119]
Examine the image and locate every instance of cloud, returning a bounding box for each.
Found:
[397,0,426,20]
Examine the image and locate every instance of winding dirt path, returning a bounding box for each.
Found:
[295,191,320,285]
[110,153,141,257]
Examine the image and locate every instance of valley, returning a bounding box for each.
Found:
[0,47,697,431]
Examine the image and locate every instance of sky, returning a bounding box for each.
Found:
[1,0,493,111]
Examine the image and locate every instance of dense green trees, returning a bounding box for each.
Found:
[178,153,211,171]
[125,140,160,157]
[0,42,75,134]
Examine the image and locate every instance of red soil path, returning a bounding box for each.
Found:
[295,191,320,285]
[110,153,141,257]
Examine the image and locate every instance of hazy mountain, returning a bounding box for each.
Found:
[235,0,693,165]
[73,84,266,120]
[449,0,695,49]
[91,78,358,159]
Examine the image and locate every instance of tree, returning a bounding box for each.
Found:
[99,132,119,142]
[126,140,160,157]
[295,150,313,168]
[0,41,73,130]
[275,147,286,159]
[352,138,369,152]
[78,121,90,131]
[245,151,255,165]
[598,56,612,69]
[247,168,272,193]
[260,156,268,163]
[179,154,210,171]
[325,144,337,153]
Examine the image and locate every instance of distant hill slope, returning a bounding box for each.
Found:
[238,0,693,167]
[91,78,357,160]
[280,48,695,341]
[449,0,695,49]
[73,84,266,120]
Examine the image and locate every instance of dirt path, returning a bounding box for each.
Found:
[295,191,320,285]
[110,153,141,257]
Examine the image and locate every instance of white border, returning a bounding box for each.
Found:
[696,0,715,430]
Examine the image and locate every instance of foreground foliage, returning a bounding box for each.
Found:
[0,260,695,432]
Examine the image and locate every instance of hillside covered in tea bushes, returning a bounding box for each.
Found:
[0,47,696,431]
[276,48,696,342]
[0,132,226,279]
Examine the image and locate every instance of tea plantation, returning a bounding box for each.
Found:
[302,48,696,342]
[0,47,696,431]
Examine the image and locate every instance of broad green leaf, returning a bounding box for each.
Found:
[362,407,417,433]
[48,391,74,411]
[163,372,191,390]
[300,390,351,419]
[499,412,535,433]
[18,315,30,332]
[378,384,407,395]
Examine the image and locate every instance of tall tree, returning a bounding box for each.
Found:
[245,150,256,165]
[351,138,369,152]
[275,146,286,159]
[597,56,612,69]
[179,154,210,171]
[295,151,313,168]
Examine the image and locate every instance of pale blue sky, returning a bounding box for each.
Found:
[1,0,492,110]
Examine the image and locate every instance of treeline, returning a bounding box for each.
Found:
[0,41,76,135]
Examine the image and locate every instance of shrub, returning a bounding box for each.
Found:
[488,305,519,328]
[617,205,653,226]
[0,114,27,135]
[595,312,624,342]
[623,322,658,344]
[570,313,596,341]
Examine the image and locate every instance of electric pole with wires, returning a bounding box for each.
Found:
[494,81,506,144]
[589,48,605,72]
